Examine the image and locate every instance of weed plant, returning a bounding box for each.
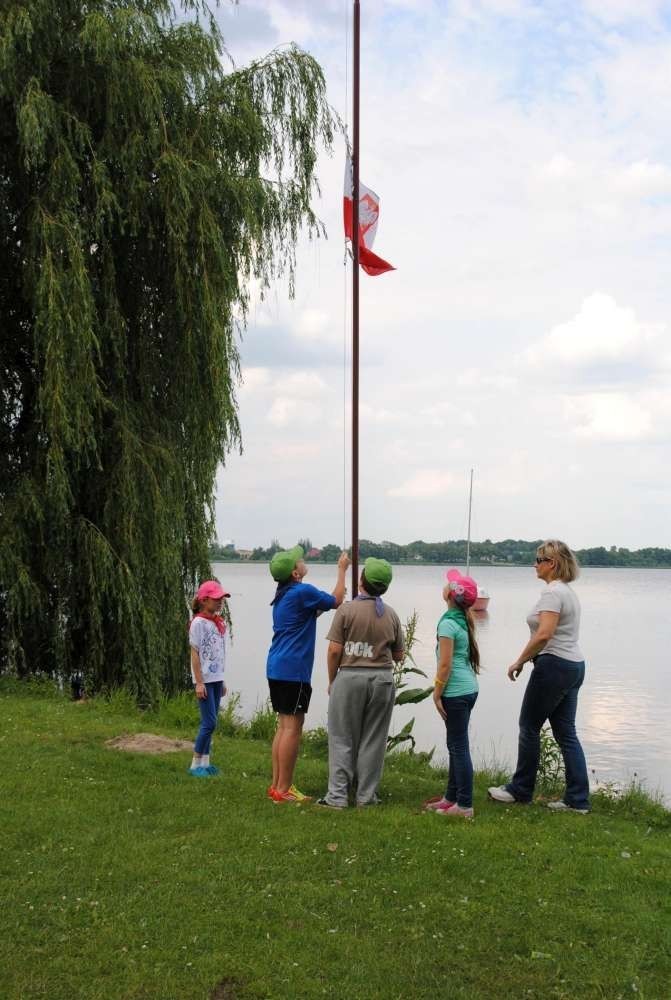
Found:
[302,725,329,757]
[244,699,277,742]
[535,725,566,796]
[0,674,62,698]
[388,610,432,751]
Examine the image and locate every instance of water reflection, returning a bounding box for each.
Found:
[580,680,671,795]
[472,609,490,629]
[582,686,653,743]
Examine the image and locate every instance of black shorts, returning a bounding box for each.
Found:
[268,679,312,715]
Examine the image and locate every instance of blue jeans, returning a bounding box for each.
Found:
[506,654,589,810]
[442,691,478,808]
[194,681,224,755]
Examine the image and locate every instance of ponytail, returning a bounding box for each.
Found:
[464,607,481,674]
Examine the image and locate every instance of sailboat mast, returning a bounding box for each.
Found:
[466,468,473,574]
[351,0,361,595]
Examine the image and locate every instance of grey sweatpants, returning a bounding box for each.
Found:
[326,667,395,807]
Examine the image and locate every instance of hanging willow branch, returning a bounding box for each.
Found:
[0,0,336,703]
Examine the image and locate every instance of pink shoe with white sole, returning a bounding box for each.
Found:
[423,796,455,812]
[435,803,474,819]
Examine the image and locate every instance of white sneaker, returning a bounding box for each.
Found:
[547,800,590,815]
[487,785,516,804]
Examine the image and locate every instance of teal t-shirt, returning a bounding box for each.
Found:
[436,609,479,697]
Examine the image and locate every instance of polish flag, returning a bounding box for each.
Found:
[343,157,395,276]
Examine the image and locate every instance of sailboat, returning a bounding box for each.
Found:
[465,468,491,612]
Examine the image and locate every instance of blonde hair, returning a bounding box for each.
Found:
[537,539,580,583]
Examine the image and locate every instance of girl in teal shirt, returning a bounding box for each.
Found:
[424,569,481,818]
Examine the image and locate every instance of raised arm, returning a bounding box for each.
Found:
[331,551,351,607]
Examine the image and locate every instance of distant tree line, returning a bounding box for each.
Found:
[209,539,671,568]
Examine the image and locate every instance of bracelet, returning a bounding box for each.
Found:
[433,676,443,686]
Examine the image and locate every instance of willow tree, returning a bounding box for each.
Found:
[0,0,335,702]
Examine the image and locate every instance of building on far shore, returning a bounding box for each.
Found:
[236,549,253,560]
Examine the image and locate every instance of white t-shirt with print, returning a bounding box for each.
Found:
[189,616,228,684]
[526,580,583,662]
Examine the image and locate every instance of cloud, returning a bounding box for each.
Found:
[612,160,671,198]
[271,442,321,460]
[359,402,398,424]
[240,367,327,402]
[582,0,665,26]
[279,371,327,396]
[419,401,478,428]
[562,391,654,441]
[388,470,457,498]
[295,308,339,342]
[210,3,278,61]
[538,154,580,182]
[240,323,344,368]
[450,0,538,21]
[531,156,671,220]
[264,371,328,426]
[456,368,517,390]
[239,367,271,394]
[211,2,671,549]
[525,293,664,371]
[266,397,322,427]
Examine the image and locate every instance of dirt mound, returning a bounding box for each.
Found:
[210,979,246,1000]
[106,733,193,754]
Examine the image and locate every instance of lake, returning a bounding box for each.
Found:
[213,561,671,802]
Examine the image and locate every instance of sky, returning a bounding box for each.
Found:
[211,0,671,551]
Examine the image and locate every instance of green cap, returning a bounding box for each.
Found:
[269,545,305,583]
[363,557,393,589]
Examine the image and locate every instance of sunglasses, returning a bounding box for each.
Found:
[535,556,552,564]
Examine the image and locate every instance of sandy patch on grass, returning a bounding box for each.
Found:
[210,979,246,1000]
[106,733,193,754]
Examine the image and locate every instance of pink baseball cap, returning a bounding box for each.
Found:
[196,580,231,601]
[445,568,478,608]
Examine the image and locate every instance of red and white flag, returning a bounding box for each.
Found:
[343,157,395,276]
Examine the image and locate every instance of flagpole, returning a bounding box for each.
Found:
[351,0,360,596]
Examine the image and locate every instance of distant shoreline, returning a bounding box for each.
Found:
[210,540,671,570]
[210,557,671,570]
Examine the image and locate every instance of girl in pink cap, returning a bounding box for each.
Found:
[424,569,481,818]
[188,580,231,777]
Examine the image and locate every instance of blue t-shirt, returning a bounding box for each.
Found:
[266,582,337,683]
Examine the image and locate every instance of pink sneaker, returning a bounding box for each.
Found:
[423,796,455,812]
[436,803,474,819]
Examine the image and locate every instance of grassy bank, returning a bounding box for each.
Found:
[2,686,670,1000]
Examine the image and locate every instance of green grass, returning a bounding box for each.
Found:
[1,688,670,1000]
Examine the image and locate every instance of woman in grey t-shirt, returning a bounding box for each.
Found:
[488,540,590,813]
